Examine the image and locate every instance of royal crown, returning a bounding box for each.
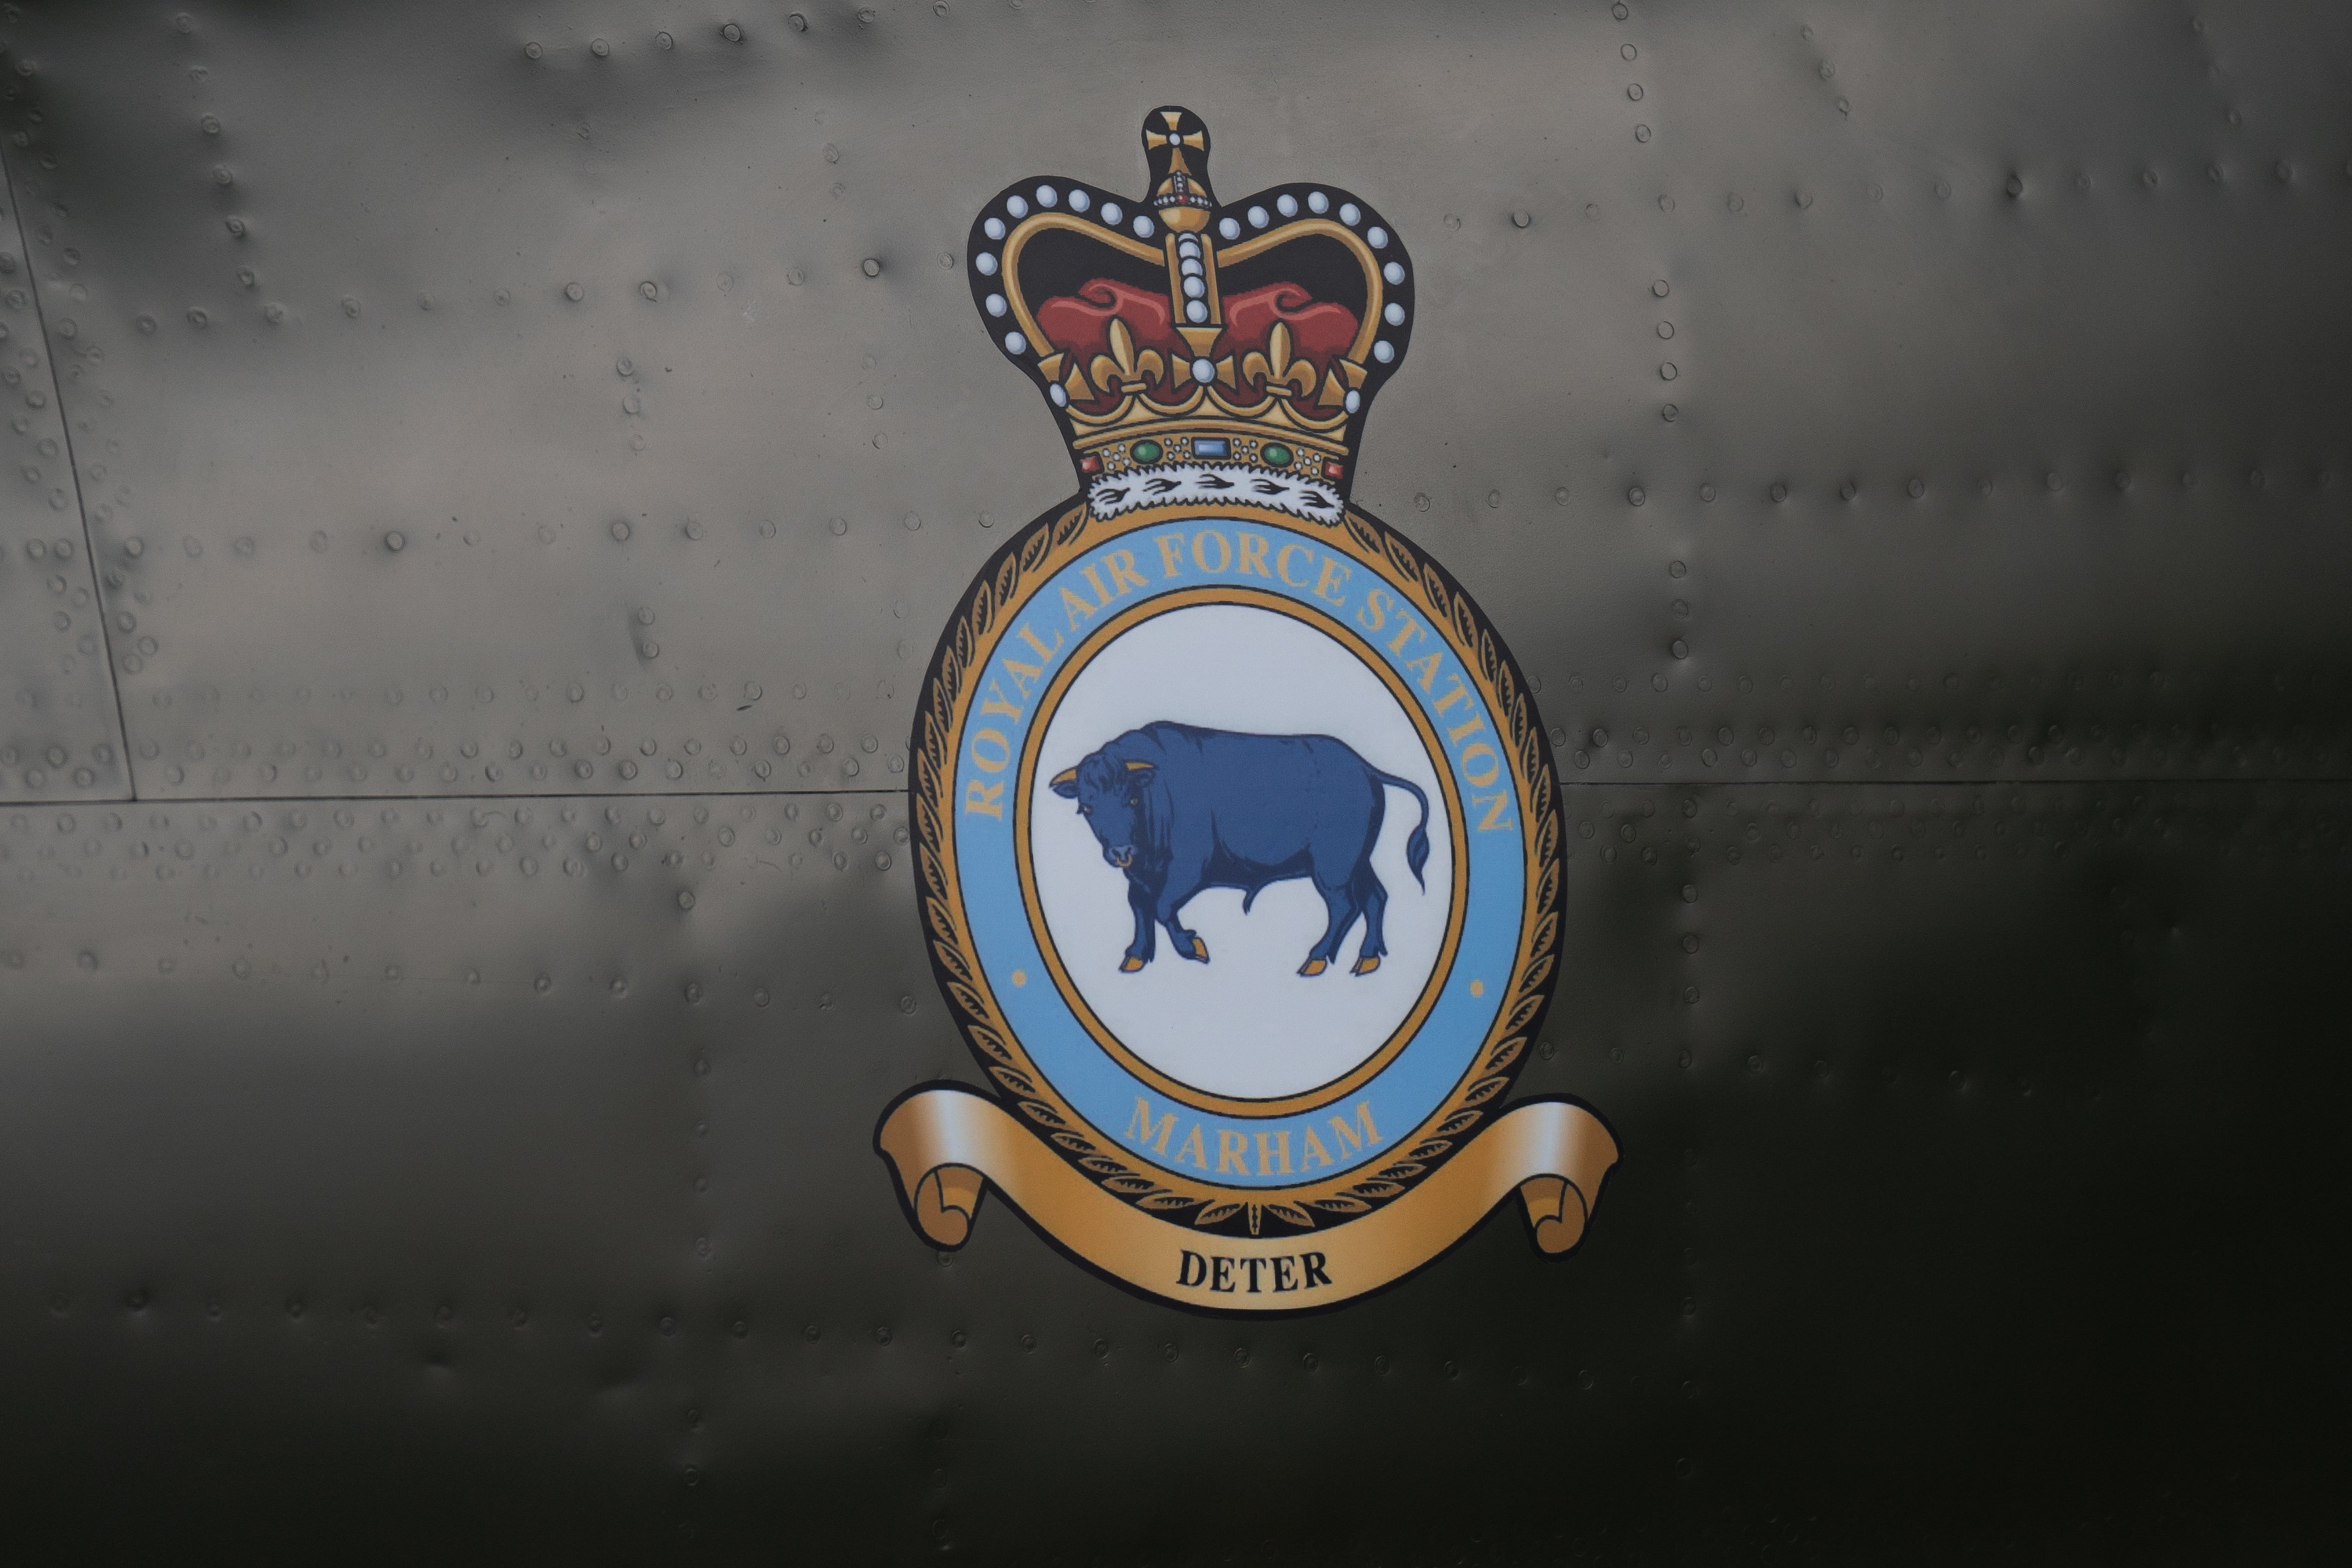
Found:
[967,108,1414,525]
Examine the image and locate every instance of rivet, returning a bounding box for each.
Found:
[564,282,585,302]
[721,22,744,43]
[524,41,543,60]
[861,257,882,278]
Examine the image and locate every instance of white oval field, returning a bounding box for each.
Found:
[1029,601,1453,1102]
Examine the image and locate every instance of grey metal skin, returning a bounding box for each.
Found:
[0,1,2346,1560]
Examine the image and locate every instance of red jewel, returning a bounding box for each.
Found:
[1322,459,1346,481]
[1078,454,1102,475]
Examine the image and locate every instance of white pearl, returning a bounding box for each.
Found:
[1131,215,1154,239]
[983,216,1006,241]
[1307,191,1329,213]
[1383,261,1405,285]
[1185,301,1208,323]
[1182,275,1205,298]
[1004,331,1027,355]
[1247,205,1269,228]
[1218,217,1241,240]
[1006,195,1029,218]
[974,252,998,276]
[1035,185,1057,208]
[1339,202,1361,225]
[1277,194,1298,217]
[986,294,1008,317]
[1373,339,1395,363]
[1101,202,1122,224]
[1049,383,1069,406]
[1368,226,1389,248]
[1192,357,1215,383]
[1383,302,1405,325]
[1344,389,1361,413]
[1179,256,1203,277]
[1068,190,1091,213]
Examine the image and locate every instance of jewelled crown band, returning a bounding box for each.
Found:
[966,107,1414,502]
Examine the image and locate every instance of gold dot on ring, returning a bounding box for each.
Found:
[1469,979,1486,998]
[1012,970,1028,987]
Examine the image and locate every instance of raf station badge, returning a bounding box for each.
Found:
[878,111,1616,1311]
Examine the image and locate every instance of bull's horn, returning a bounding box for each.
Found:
[1050,766,1078,789]
[1123,759,1154,772]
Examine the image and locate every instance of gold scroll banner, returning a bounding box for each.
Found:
[877,1087,1618,1310]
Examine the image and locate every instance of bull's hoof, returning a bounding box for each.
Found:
[1186,936,1209,962]
[1298,957,1329,977]
[1351,955,1382,976]
[1119,955,1146,973]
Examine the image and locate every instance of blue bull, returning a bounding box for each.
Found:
[1049,722,1432,978]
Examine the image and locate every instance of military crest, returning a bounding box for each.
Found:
[879,111,1616,1311]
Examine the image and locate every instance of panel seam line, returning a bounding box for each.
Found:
[0,136,135,801]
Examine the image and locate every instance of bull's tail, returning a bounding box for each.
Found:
[1371,769,1432,890]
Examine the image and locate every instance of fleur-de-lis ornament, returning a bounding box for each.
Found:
[1241,321,1319,403]
[1088,317,1168,400]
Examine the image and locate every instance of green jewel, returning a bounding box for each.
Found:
[1129,439,1164,465]
[1261,442,1294,468]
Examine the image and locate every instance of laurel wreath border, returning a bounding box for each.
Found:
[910,498,1564,1240]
